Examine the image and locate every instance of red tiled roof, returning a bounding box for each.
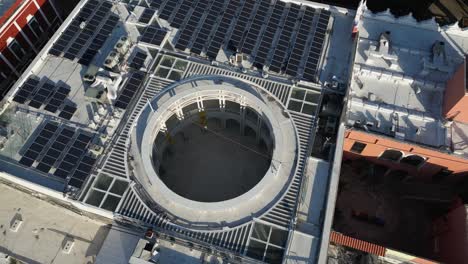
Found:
[330,231,386,256]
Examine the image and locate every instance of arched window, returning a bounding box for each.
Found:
[400,155,425,167]
[379,149,403,161]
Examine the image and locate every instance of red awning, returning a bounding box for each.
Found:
[330,231,386,256]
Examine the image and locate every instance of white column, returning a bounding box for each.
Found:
[255,118,262,144]
[175,102,184,120]
[239,106,246,136]
[13,22,38,53]
[219,93,227,129]
[44,0,63,23]
[32,0,51,26]
[0,53,20,77]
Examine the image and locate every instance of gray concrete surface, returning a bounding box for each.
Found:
[0,184,109,264]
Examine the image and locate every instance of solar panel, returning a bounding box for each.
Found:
[72,170,89,180]
[139,8,155,24]
[44,84,70,113]
[58,105,77,120]
[170,0,193,28]
[46,148,61,159]
[12,77,40,104]
[114,71,145,109]
[40,155,56,166]
[174,0,210,50]
[302,9,330,82]
[149,0,163,9]
[36,162,52,173]
[48,0,98,57]
[25,121,58,166]
[68,178,84,188]
[268,4,302,73]
[51,1,118,64]
[140,26,167,46]
[58,161,74,172]
[81,155,96,166]
[54,169,69,179]
[19,157,34,167]
[228,0,256,48]
[189,0,226,55]
[79,15,119,66]
[159,0,179,21]
[35,136,49,146]
[47,129,97,188]
[53,129,92,183]
[240,0,270,54]
[29,143,42,153]
[24,150,39,160]
[129,51,148,69]
[285,7,316,76]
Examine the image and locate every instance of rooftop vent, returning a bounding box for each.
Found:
[83,74,96,82]
[378,32,391,55]
[79,22,86,30]
[115,36,130,54]
[369,31,397,63]
[432,41,446,66]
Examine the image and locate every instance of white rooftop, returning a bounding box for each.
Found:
[0,183,109,264]
[346,7,468,149]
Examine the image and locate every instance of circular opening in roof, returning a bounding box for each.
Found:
[152,101,274,202]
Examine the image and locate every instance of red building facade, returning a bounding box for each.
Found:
[0,0,62,100]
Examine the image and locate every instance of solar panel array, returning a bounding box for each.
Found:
[19,122,60,168]
[268,3,301,73]
[240,0,270,54]
[139,8,155,24]
[174,0,211,50]
[114,71,146,109]
[205,0,240,58]
[54,132,95,189]
[285,7,315,76]
[253,1,285,67]
[28,82,55,109]
[44,85,70,113]
[159,0,181,20]
[13,77,75,117]
[190,0,226,55]
[169,0,196,28]
[158,0,331,82]
[49,0,119,66]
[58,104,77,120]
[228,0,256,48]
[140,26,167,46]
[149,0,163,9]
[129,51,148,70]
[12,77,40,104]
[303,9,330,82]
[18,121,96,189]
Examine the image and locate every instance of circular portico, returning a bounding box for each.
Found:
[130,76,298,227]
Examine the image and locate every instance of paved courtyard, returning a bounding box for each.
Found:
[158,120,271,202]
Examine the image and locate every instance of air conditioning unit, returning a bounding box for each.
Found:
[115,36,130,54]
[83,64,99,83]
[83,73,96,83]
[104,50,119,69]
